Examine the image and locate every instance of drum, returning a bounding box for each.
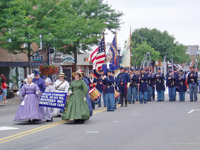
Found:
[88,87,100,103]
[115,90,120,99]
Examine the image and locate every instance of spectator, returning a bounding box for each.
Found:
[1,79,8,103]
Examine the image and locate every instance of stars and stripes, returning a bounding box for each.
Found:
[87,36,106,71]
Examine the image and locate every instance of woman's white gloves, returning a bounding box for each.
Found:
[68,91,72,96]
[83,97,86,102]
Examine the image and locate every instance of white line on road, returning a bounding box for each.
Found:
[0,126,19,131]
[188,110,194,114]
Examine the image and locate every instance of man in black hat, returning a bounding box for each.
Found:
[138,68,148,104]
[117,67,130,107]
[155,68,165,101]
[32,70,46,93]
[88,70,97,109]
[128,69,135,104]
[94,69,106,107]
[166,70,176,101]
[146,69,155,101]
[187,66,198,102]
[102,69,115,111]
[177,69,186,102]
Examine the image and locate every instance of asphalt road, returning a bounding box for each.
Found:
[0,93,200,150]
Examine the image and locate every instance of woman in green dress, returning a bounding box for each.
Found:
[62,70,90,123]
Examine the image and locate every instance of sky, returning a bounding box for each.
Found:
[104,0,200,51]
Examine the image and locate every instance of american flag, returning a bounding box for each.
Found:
[87,36,106,71]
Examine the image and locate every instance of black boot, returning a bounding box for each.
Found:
[124,94,127,107]
[120,94,123,107]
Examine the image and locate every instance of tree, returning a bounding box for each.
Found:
[173,44,190,64]
[0,0,64,74]
[131,42,160,67]
[54,0,123,70]
[131,28,188,63]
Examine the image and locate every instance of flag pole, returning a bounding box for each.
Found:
[130,26,132,68]
[103,30,106,63]
[116,31,119,70]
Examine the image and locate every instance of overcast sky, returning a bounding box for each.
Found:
[104,0,200,50]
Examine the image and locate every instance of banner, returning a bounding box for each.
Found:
[39,92,67,109]
[106,35,119,71]
[121,33,131,67]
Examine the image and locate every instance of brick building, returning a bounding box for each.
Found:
[0,42,48,88]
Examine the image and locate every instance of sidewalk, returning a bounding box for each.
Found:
[0,97,21,106]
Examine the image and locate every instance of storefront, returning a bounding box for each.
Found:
[50,52,92,83]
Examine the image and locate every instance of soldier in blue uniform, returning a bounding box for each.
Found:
[177,69,186,102]
[166,70,176,101]
[187,66,198,102]
[102,69,115,111]
[128,69,135,104]
[174,68,178,100]
[88,70,97,109]
[146,69,155,101]
[117,67,130,107]
[134,69,140,101]
[94,69,106,107]
[138,68,148,104]
[155,68,165,101]
[112,71,119,109]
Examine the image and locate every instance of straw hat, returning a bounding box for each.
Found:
[77,69,85,76]
[72,70,83,79]
[57,73,66,78]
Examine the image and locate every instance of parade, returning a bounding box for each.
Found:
[0,0,200,149]
[9,63,199,124]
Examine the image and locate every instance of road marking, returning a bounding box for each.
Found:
[188,110,194,114]
[0,106,109,144]
[0,126,19,131]
[86,131,99,133]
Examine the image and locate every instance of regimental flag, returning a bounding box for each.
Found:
[106,35,119,71]
[87,35,106,71]
[121,33,131,68]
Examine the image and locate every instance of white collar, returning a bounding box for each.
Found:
[27,83,34,86]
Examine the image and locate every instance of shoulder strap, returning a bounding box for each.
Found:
[56,80,65,90]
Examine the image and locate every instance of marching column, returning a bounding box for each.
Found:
[117,67,130,107]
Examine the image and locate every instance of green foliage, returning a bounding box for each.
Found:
[131,42,161,66]
[131,28,188,63]
[0,0,123,71]
[173,44,189,63]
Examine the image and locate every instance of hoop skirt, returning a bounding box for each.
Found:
[14,84,45,121]
[62,80,90,120]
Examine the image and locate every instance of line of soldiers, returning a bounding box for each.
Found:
[88,66,198,112]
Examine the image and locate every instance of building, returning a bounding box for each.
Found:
[0,42,48,88]
[185,45,200,56]
[50,52,92,83]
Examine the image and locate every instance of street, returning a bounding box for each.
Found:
[0,93,200,150]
